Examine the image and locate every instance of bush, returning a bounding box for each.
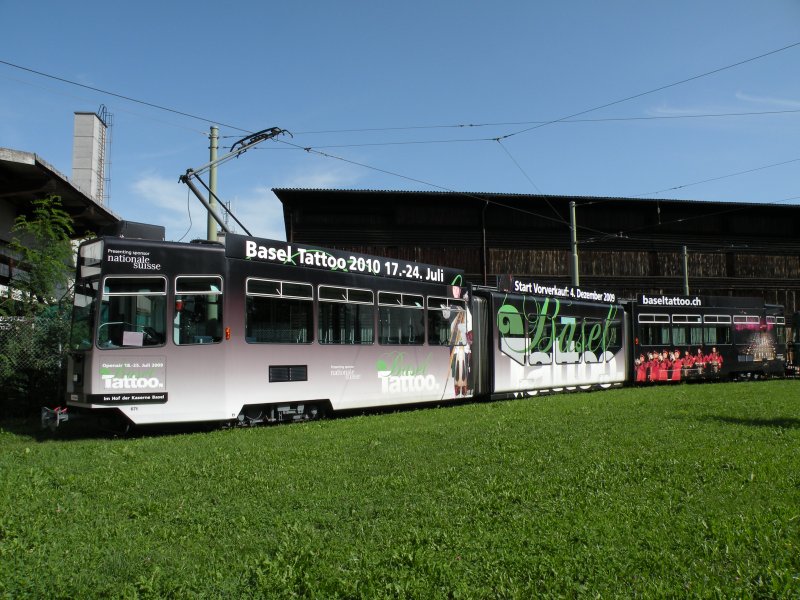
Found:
[0,307,71,417]
[0,196,76,417]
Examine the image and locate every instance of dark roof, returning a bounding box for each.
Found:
[0,147,120,238]
[273,187,799,210]
[273,187,800,254]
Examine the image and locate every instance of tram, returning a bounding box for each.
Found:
[630,294,786,383]
[44,224,786,429]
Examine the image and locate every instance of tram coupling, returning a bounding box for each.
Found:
[41,406,70,431]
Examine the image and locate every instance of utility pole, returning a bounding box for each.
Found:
[207,126,219,242]
[683,245,690,295]
[181,127,288,237]
[481,200,488,286]
[570,201,579,287]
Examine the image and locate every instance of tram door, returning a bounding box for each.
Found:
[166,275,227,420]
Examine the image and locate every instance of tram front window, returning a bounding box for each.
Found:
[69,280,99,351]
[98,277,167,348]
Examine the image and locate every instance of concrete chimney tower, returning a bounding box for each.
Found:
[72,110,109,204]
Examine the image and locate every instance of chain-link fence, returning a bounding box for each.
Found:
[0,309,70,417]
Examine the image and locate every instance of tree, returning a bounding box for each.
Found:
[3,195,75,315]
[1,196,77,417]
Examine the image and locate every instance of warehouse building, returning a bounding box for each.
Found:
[274,188,800,313]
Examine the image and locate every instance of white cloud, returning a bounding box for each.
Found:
[644,103,720,117]
[646,91,800,118]
[128,158,366,242]
[225,187,287,241]
[277,161,363,190]
[129,172,286,242]
[226,161,367,241]
[131,172,207,241]
[133,172,189,213]
[734,92,800,109]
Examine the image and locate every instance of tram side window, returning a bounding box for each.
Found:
[98,277,167,349]
[246,279,313,344]
[607,320,623,353]
[773,317,787,345]
[733,315,760,344]
[589,318,623,361]
[582,318,603,364]
[174,276,223,345]
[527,316,553,366]
[555,316,582,364]
[427,297,467,346]
[378,292,424,345]
[671,314,702,346]
[703,315,731,345]
[638,314,670,346]
[495,298,530,364]
[704,326,731,345]
[318,286,374,344]
[69,280,99,351]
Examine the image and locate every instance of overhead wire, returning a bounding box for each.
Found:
[493,139,569,227]
[261,136,494,149]
[263,39,800,216]
[495,40,800,140]
[581,192,800,244]
[583,185,800,251]
[5,52,800,164]
[495,140,543,194]
[289,107,800,137]
[274,137,612,237]
[0,58,253,133]
[0,71,211,136]
[280,131,800,251]
[277,134,800,247]
[176,186,194,243]
[4,44,799,248]
[241,103,800,151]
[632,157,800,198]
[5,52,800,147]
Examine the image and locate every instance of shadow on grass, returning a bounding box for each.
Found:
[5,400,470,443]
[1,416,127,442]
[1,414,224,443]
[703,415,800,429]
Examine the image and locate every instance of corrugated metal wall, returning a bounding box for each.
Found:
[275,189,800,314]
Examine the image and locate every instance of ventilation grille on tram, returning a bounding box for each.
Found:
[269,365,308,383]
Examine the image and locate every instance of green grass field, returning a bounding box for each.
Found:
[1,381,799,598]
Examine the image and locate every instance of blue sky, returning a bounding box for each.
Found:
[2,1,800,241]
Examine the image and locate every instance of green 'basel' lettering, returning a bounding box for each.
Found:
[498,297,619,362]
[376,352,431,376]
